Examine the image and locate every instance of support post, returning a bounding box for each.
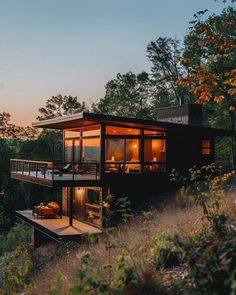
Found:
[69,187,74,226]
[100,123,106,179]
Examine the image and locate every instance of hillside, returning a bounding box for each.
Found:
[1,167,236,294]
[29,189,236,294]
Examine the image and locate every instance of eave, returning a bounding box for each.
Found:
[32,112,232,137]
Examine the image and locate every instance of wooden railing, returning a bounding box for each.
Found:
[10,159,100,181]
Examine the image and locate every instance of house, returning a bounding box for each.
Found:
[10,105,231,244]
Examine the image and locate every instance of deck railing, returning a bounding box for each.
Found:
[10,159,100,181]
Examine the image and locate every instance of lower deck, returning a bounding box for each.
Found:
[16,210,102,242]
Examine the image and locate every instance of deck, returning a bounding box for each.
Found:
[10,159,100,187]
[16,210,102,242]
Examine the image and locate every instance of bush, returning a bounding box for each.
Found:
[174,229,236,295]
[150,231,182,269]
[113,255,167,295]
[0,222,32,256]
[170,164,234,236]
[103,195,133,227]
[2,245,33,294]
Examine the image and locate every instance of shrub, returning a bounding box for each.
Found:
[113,254,167,295]
[174,229,236,295]
[114,254,139,291]
[170,164,234,236]
[150,232,182,269]
[0,222,32,256]
[103,195,133,227]
[2,245,33,294]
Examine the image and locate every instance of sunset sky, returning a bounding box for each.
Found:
[0,0,228,127]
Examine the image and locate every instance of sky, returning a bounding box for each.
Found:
[0,0,229,126]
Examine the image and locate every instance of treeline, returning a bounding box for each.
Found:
[1,2,236,231]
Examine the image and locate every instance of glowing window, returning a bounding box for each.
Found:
[82,125,100,137]
[106,126,140,135]
[202,139,211,155]
[144,130,166,136]
[144,139,166,162]
[64,129,81,139]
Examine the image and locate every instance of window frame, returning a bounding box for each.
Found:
[201,139,212,155]
[104,124,167,174]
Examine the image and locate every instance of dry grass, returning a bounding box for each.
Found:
[29,187,236,295]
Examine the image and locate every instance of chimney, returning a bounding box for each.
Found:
[157,104,203,126]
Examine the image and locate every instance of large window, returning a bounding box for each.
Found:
[82,138,100,162]
[64,140,73,162]
[144,139,166,162]
[64,125,100,163]
[106,139,125,162]
[143,139,166,172]
[74,140,81,162]
[105,125,167,174]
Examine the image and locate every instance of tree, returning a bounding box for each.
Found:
[0,112,38,139]
[37,94,88,121]
[92,71,153,119]
[147,37,191,106]
[178,7,236,165]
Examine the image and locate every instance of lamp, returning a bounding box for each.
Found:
[153,157,157,162]
[111,156,115,162]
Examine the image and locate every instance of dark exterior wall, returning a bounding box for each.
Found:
[167,128,214,173]
[99,127,215,205]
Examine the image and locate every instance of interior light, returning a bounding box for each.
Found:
[134,144,138,148]
[113,130,117,133]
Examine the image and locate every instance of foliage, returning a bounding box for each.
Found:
[92,71,153,119]
[48,273,68,295]
[174,229,236,295]
[113,254,139,291]
[170,164,234,235]
[49,252,107,295]
[0,205,11,233]
[147,37,190,107]
[150,231,182,269]
[37,94,88,121]
[2,245,33,294]
[178,7,236,163]
[0,112,38,139]
[103,195,133,227]
[0,222,32,256]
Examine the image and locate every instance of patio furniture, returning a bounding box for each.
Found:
[33,205,55,219]
[33,202,62,219]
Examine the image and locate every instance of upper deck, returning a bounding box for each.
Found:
[10,159,100,187]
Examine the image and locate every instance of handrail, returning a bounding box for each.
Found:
[11,159,53,165]
[10,159,100,181]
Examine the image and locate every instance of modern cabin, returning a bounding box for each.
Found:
[10,105,231,244]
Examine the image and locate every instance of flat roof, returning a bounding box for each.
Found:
[32,112,231,136]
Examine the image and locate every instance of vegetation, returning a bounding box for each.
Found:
[18,164,234,295]
[37,95,88,121]
[0,1,236,294]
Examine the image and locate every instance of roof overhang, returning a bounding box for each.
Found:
[32,112,232,137]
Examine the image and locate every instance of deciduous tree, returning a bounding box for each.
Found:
[178,7,236,165]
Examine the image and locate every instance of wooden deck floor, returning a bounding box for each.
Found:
[16,210,102,238]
